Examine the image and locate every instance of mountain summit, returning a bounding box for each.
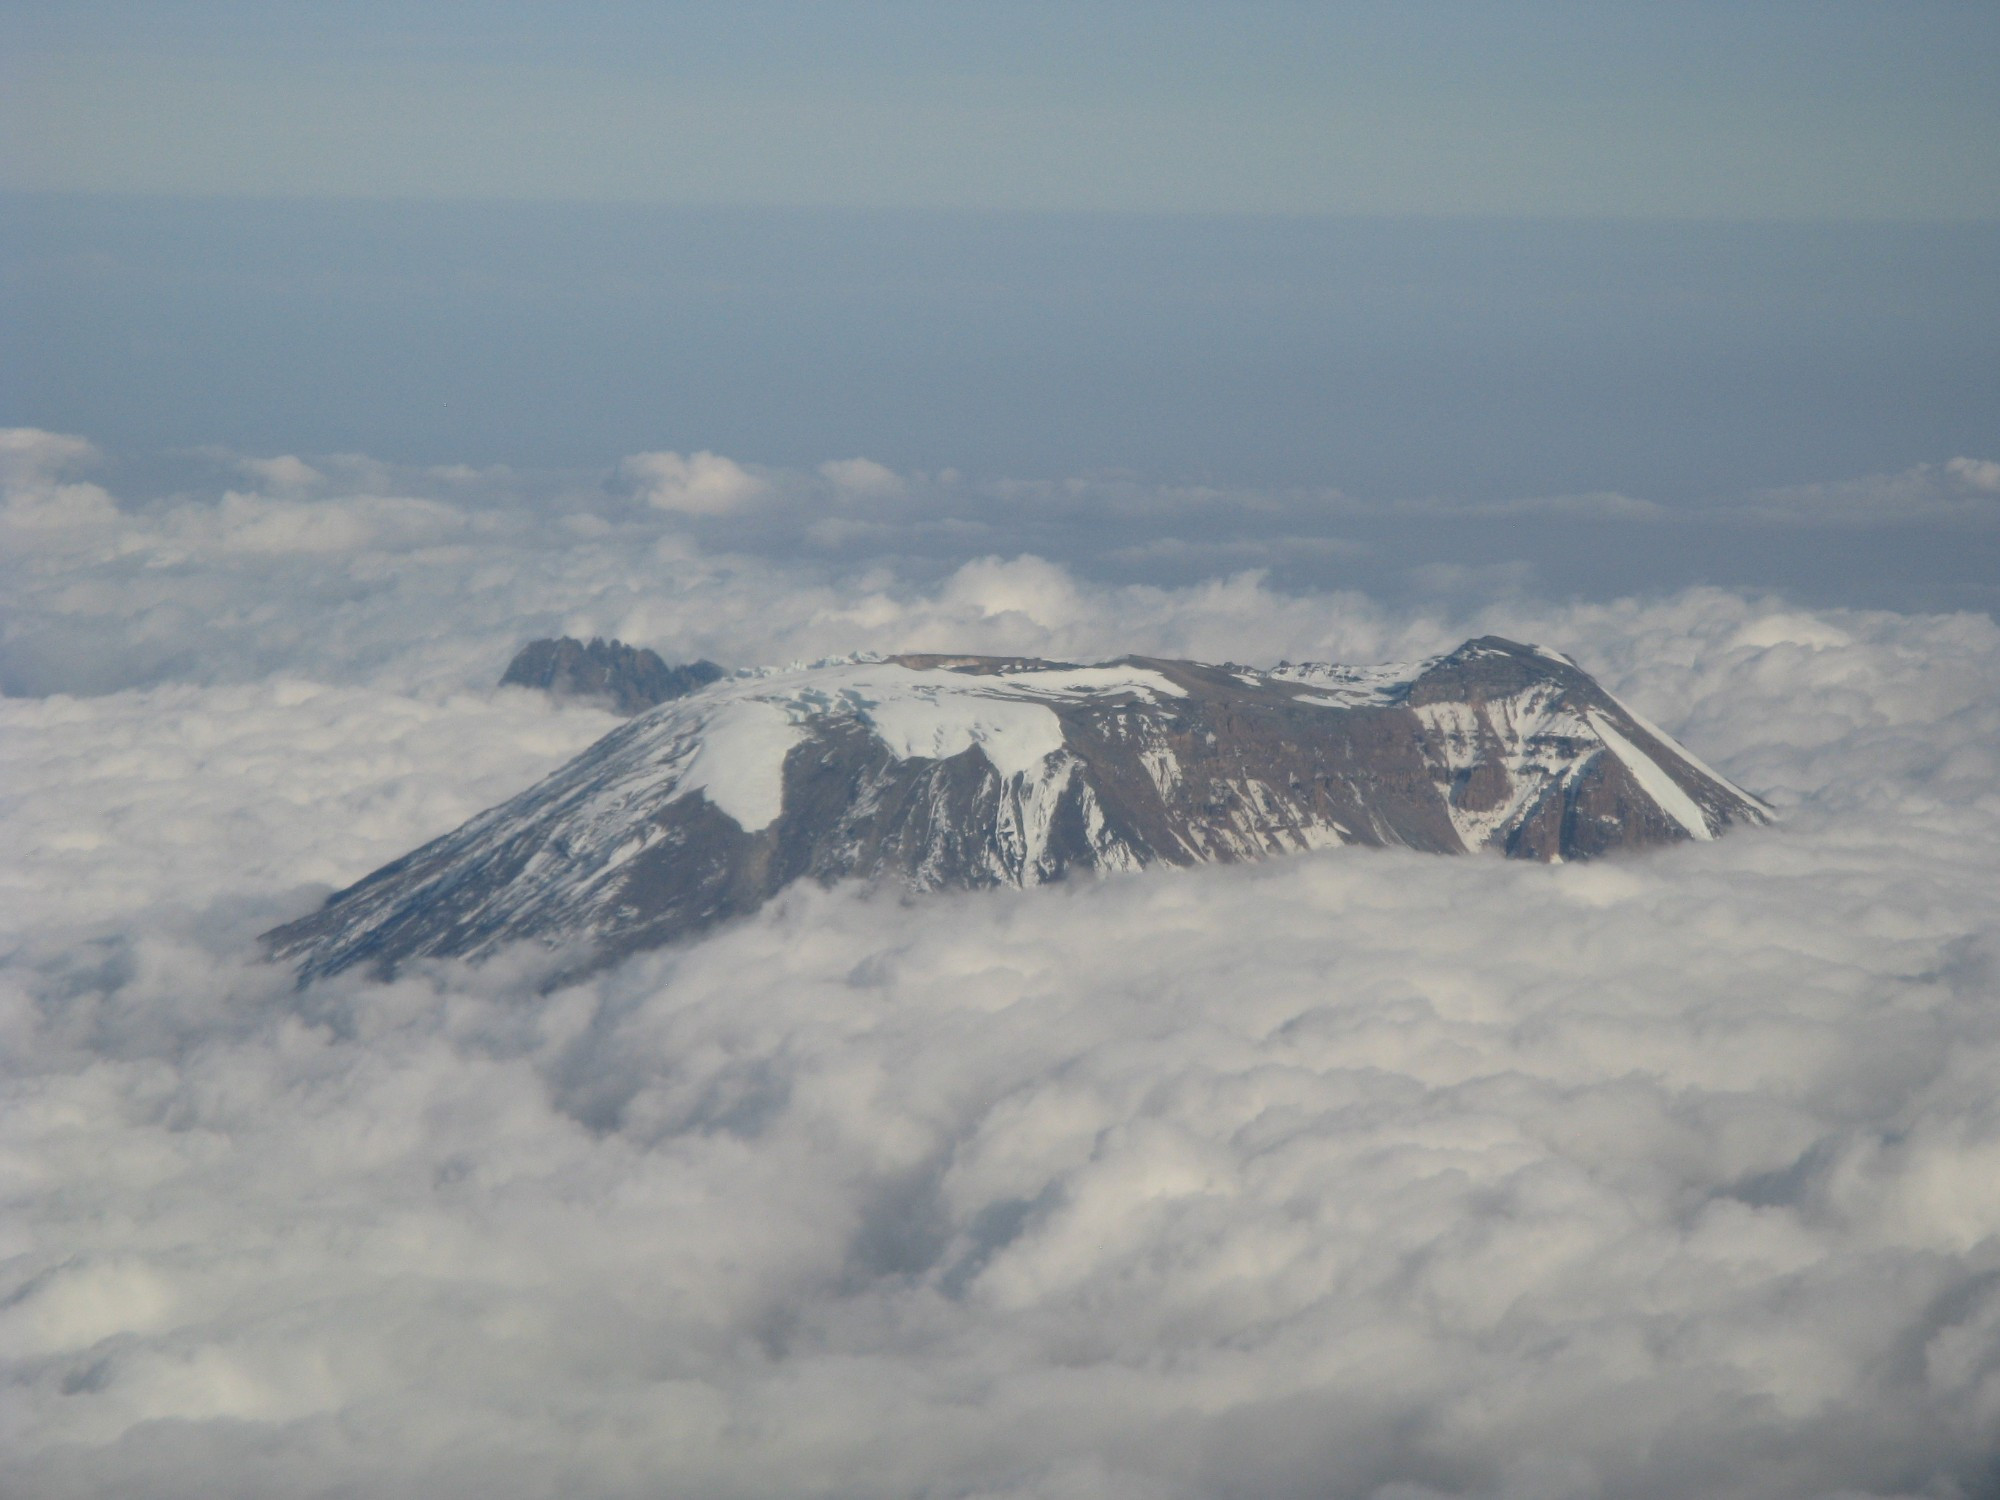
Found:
[500,636,723,714]
[266,638,1769,982]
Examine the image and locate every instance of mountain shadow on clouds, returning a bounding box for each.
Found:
[265,637,1770,985]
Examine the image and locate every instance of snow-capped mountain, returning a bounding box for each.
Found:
[265,637,1770,982]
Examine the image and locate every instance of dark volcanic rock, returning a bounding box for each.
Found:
[500,636,723,715]
[268,637,1770,983]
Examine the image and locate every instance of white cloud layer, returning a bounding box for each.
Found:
[620,449,771,515]
[5,427,1998,704]
[819,456,908,498]
[1946,456,2000,494]
[4,433,2000,1496]
[1741,458,2000,525]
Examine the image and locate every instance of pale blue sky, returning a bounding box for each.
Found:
[5,1,1998,218]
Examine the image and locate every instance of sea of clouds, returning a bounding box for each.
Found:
[5,429,2000,1498]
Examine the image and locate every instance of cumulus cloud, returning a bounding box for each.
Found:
[233,453,327,492]
[0,432,1420,698]
[620,450,771,515]
[0,426,102,486]
[0,427,120,538]
[6,436,2000,1496]
[1946,456,2000,494]
[819,456,908,497]
[198,490,470,556]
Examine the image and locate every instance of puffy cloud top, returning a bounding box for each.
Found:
[6,435,2000,1497]
[818,456,907,497]
[621,450,770,515]
[0,426,100,486]
[233,453,327,492]
[1946,456,2000,494]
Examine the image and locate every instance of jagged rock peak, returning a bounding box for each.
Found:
[500,636,723,715]
[270,637,1770,983]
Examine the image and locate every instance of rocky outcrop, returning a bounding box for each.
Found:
[269,637,1769,982]
[500,636,723,715]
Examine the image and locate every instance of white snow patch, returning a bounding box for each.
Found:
[749,661,1183,784]
[1585,709,1714,840]
[1603,693,1767,811]
[997,664,1187,700]
[650,660,1189,826]
[1272,659,1428,707]
[1138,745,1183,799]
[861,692,1065,781]
[1414,687,1600,854]
[678,699,806,832]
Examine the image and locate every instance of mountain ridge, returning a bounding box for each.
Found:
[500,636,724,714]
[266,636,1770,983]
